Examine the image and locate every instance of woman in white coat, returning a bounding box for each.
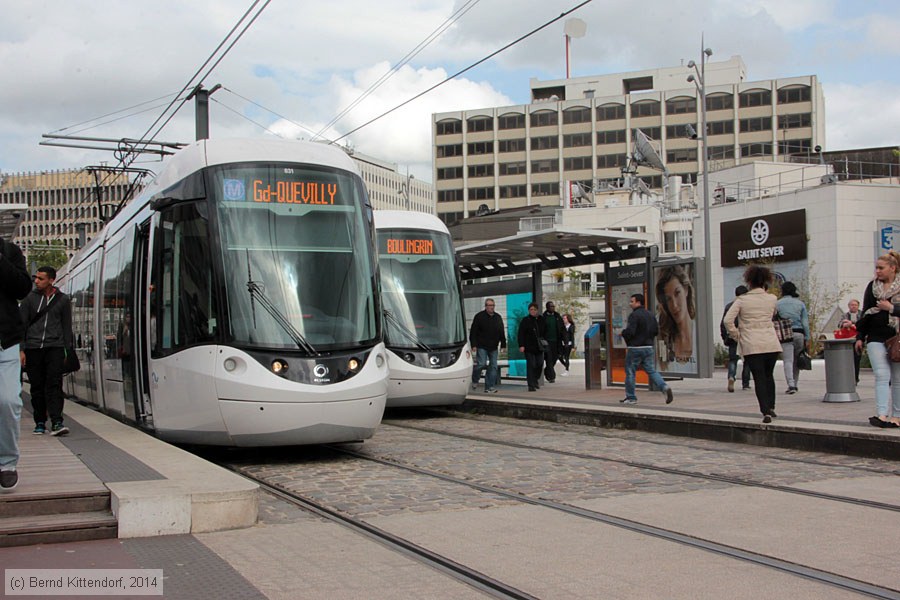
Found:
[723,265,784,423]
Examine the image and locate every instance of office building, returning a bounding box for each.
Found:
[432,56,824,225]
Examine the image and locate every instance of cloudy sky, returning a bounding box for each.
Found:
[1,0,898,182]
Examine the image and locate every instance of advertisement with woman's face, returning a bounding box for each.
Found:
[654,262,698,375]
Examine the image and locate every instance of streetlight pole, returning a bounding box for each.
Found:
[688,41,714,376]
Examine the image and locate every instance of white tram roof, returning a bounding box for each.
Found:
[373,210,449,235]
[64,138,362,271]
[146,137,361,201]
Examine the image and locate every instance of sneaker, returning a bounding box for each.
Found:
[762,415,772,424]
[727,378,735,393]
[620,398,637,405]
[50,422,69,436]
[0,469,18,491]
[742,385,751,391]
[561,371,569,376]
[664,387,674,404]
[33,423,46,435]
[484,388,498,394]
[785,388,797,395]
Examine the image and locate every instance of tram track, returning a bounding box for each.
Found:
[224,464,539,600]
[325,445,900,599]
[426,408,900,477]
[382,420,900,514]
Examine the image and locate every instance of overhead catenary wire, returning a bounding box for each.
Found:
[210,96,285,138]
[46,0,272,245]
[46,92,181,136]
[312,0,481,142]
[334,0,593,143]
[220,87,320,139]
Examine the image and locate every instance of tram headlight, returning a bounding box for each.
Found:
[223,358,237,372]
[348,357,361,372]
[375,353,384,368]
[402,352,415,363]
[271,359,288,375]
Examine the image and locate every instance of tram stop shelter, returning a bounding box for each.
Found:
[455,225,654,302]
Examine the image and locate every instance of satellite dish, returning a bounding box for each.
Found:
[564,18,587,38]
[632,129,668,175]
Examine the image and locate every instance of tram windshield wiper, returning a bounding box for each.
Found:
[246,281,318,355]
[383,309,432,352]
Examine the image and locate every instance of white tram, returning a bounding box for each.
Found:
[58,138,388,446]
[374,211,471,407]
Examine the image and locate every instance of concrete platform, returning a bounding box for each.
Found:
[463,359,900,460]
[5,399,258,539]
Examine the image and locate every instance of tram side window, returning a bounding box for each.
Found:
[151,203,216,357]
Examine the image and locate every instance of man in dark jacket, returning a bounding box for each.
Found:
[621,293,673,405]
[517,303,546,392]
[1,239,33,491]
[20,266,74,436]
[721,285,751,392]
[541,301,567,383]
[469,298,506,393]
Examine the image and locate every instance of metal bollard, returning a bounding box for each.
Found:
[822,338,860,402]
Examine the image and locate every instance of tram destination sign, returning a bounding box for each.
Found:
[720,209,806,268]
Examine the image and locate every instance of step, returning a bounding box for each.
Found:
[0,490,110,518]
[0,511,118,548]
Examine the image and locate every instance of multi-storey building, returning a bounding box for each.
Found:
[432,56,824,225]
[0,169,132,261]
[352,152,434,214]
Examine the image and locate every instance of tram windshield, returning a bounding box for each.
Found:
[377,228,465,349]
[210,164,378,352]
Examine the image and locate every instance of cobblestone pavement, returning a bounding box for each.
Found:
[228,412,898,521]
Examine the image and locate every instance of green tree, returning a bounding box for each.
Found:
[27,240,69,272]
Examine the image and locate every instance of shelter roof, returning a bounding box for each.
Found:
[455,226,653,280]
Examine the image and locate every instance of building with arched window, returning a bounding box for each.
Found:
[432,56,824,226]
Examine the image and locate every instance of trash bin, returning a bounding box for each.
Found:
[821,338,860,403]
[584,323,604,390]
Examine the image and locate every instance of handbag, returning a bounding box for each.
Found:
[772,317,794,343]
[62,346,81,374]
[885,334,900,363]
[537,337,550,352]
[797,349,812,371]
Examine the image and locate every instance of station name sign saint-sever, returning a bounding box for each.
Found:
[720,209,807,268]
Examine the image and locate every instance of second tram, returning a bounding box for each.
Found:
[374,211,470,407]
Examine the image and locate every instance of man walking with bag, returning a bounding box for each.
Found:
[1,238,33,491]
[621,293,674,405]
[20,266,73,436]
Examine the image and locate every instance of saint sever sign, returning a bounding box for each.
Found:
[720,209,807,268]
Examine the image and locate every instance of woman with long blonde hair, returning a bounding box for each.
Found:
[855,250,900,428]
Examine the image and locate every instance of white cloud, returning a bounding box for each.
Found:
[1,0,899,179]
[269,62,512,180]
[825,82,900,150]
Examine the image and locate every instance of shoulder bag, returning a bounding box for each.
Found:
[885,334,900,363]
[772,316,794,344]
[62,346,81,374]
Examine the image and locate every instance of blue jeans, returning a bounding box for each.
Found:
[866,341,900,417]
[0,344,22,471]
[727,344,751,386]
[472,347,499,390]
[781,333,804,388]
[624,347,667,400]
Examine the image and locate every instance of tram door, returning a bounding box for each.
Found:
[132,222,153,427]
